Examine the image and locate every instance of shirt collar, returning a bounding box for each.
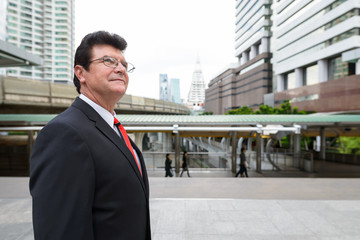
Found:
[79,94,116,128]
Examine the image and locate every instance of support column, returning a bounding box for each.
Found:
[356,59,360,74]
[231,132,237,173]
[320,127,326,160]
[295,68,303,87]
[277,74,284,92]
[318,59,328,83]
[175,132,180,174]
[256,132,262,173]
[250,45,257,59]
[260,37,269,53]
[247,137,253,152]
[294,133,301,168]
[27,130,34,175]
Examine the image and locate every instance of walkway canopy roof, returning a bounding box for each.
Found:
[0,40,42,67]
[0,114,360,137]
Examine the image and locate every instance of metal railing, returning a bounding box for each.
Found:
[143,151,230,171]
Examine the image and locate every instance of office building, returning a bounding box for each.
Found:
[272,0,360,113]
[2,0,75,84]
[206,0,360,114]
[187,58,206,113]
[205,0,273,114]
[159,73,169,101]
[170,78,181,104]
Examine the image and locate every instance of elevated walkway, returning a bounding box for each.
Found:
[0,76,189,114]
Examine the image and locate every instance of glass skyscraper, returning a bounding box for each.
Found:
[170,78,181,104]
[159,73,169,101]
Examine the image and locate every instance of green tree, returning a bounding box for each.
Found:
[337,137,360,155]
[200,111,213,115]
[226,106,253,115]
[225,100,310,115]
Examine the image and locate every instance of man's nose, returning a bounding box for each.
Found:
[114,63,126,73]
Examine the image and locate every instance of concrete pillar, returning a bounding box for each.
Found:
[294,133,301,168]
[242,51,249,64]
[250,45,257,59]
[27,130,34,174]
[231,132,237,173]
[260,37,269,53]
[175,132,180,174]
[318,59,328,83]
[320,127,326,160]
[256,133,262,173]
[356,59,360,74]
[295,68,303,88]
[247,138,253,152]
[289,134,294,150]
[277,74,284,92]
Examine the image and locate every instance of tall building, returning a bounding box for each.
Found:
[2,0,75,84]
[272,0,360,113]
[159,73,169,101]
[206,0,360,114]
[170,78,181,104]
[205,0,273,114]
[187,58,206,112]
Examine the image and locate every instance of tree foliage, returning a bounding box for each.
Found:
[225,100,310,115]
[337,137,360,155]
[200,111,213,115]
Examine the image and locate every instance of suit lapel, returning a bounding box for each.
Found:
[72,98,147,193]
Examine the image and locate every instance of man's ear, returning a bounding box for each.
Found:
[74,65,86,83]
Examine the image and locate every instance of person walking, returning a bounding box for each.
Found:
[235,147,249,177]
[30,31,151,239]
[180,151,191,177]
[165,153,173,177]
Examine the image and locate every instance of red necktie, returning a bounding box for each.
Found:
[114,117,142,175]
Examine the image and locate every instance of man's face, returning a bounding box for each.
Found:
[79,44,129,102]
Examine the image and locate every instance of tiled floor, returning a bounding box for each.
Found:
[1,160,360,240]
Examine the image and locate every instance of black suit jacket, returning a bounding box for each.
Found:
[30,97,151,240]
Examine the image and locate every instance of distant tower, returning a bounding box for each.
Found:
[187,58,206,113]
[170,78,181,104]
[159,74,169,101]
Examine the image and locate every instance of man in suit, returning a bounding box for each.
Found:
[30,31,151,239]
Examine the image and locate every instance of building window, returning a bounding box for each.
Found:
[328,56,354,80]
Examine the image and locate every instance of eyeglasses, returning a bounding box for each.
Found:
[89,56,135,73]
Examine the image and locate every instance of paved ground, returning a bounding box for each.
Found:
[1,161,360,240]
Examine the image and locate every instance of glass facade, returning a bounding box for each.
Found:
[328,56,355,80]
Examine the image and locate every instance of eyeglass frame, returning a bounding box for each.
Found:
[88,56,135,73]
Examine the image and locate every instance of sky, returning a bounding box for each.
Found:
[75,0,237,100]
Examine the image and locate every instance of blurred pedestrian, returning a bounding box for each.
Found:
[165,153,173,177]
[235,147,248,177]
[180,151,191,177]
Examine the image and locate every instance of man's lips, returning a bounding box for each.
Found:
[110,78,126,83]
